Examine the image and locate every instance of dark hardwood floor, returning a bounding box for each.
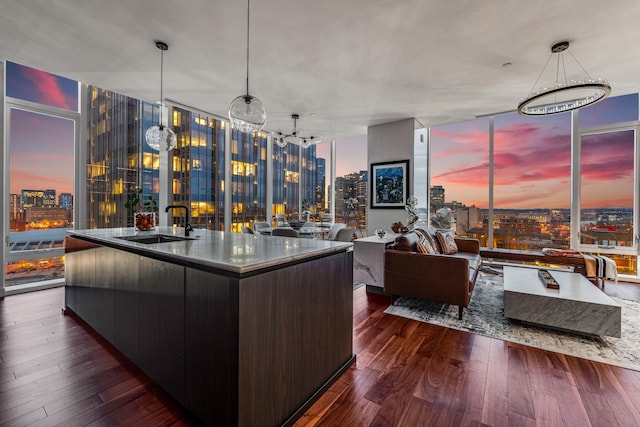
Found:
[1,279,639,426]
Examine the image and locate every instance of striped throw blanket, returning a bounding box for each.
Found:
[583,254,618,281]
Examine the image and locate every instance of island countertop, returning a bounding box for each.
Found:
[67,227,352,275]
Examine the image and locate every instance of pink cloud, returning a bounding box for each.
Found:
[10,170,73,194]
[22,67,72,110]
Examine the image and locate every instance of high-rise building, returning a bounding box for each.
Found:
[335,171,367,228]
[59,193,73,209]
[272,143,317,220]
[300,146,317,215]
[86,86,320,232]
[171,106,225,231]
[44,189,56,207]
[9,193,21,220]
[86,86,157,229]
[430,185,445,213]
[454,206,481,236]
[316,158,326,211]
[21,190,44,208]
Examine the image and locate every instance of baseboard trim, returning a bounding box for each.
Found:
[281,354,356,427]
[365,284,388,295]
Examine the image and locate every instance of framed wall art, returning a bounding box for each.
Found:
[370,160,409,209]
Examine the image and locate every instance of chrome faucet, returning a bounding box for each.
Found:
[165,205,193,237]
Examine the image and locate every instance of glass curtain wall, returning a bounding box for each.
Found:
[229,129,268,231]
[86,86,157,229]
[171,107,225,231]
[272,142,300,222]
[299,144,318,221]
[4,62,79,291]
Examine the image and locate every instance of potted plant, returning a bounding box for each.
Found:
[125,188,158,231]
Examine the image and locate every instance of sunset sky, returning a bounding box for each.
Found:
[7,61,637,210]
[430,94,637,209]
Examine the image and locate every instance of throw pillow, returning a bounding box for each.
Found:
[435,230,458,255]
[416,234,437,254]
[415,227,440,254]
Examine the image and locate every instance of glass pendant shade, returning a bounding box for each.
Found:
[275,136,288,148]
[145,124,177,151]
[145,41,176,151]
[229,94,267,133]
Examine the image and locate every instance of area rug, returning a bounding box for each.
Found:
[384,271,640,371]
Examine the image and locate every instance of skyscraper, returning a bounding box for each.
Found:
[430,185,445,213]
[316,158,326,211]
[44,189,56,207]
[58,193,73,209]
[86,84,320,231]
[86,86,152,229]
[171,106,225,231]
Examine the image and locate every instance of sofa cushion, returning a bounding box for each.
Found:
[435,230,458,254]
[415,227,441,253]
[392,231,420,252]
[414,228,438,254]
[416,234,437,254]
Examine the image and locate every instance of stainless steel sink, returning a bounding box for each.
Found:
[115,234,197,244]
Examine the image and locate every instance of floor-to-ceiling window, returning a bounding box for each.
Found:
[577,94,639,276]
[327,137,367,232]
[427,93,640,279]
[429,119,489,242]
[493,112,571,250]
[315,141,332,215]
[3,62,79,293]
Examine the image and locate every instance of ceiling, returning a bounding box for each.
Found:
[2,0,640,140]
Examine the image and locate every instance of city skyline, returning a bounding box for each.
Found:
[7,61,638,211]
[431,94,637,210]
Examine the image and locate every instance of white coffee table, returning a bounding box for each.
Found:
[503,266,621,337]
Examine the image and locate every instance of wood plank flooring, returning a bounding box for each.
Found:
[1,279,639,426]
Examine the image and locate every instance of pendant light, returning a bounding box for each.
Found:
[228,0,267,133]
[273,114,323,148]
[517,41,611,116]
[145,41,177,151]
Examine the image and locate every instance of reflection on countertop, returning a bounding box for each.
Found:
[66,227,352,274]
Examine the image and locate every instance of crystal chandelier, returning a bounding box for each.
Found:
[517,41,611,116]
[273,114,323,148]
[145,41,177,151]
[228,0,267,133]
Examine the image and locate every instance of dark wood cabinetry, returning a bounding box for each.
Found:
[64,235,354,426]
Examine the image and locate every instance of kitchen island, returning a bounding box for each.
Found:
[64,227,354,427]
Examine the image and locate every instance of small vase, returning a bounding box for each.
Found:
[134,212,155,231]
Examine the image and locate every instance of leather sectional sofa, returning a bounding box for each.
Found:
[383,228,482,319]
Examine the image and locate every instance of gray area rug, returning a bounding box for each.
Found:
[384,271,640,371]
